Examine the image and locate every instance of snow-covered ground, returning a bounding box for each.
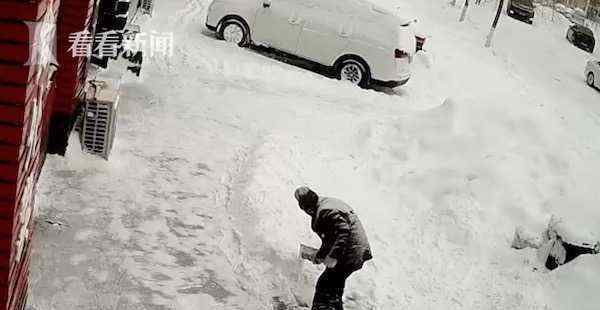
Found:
[28,0,600,309]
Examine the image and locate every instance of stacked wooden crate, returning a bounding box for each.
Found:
[0,0,60,308]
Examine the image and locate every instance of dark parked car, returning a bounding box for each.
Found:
[507,0,535,24]
[567,24,595,53]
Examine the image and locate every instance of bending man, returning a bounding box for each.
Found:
[295,187,372,310]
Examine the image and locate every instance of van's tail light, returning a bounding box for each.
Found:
[416,36,426,52]
[395,49,409,59]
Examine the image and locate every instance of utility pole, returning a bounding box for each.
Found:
[586,0,591,17]
[460,0,470,21]
[486,0,505,47]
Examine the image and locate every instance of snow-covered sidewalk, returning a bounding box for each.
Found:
[29,0,600,309]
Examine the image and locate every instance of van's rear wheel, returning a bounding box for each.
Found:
[587,72,595,87]
[337,59,370,88]
[218,18,250,47]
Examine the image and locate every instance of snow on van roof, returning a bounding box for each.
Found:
[369,3,414,25]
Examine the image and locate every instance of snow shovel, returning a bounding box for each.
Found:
[299,244,318,262]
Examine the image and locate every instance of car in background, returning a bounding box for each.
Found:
[567,24,595,53]
[586,59,600,89]
[507,0,535,24]
[205,0,416,88]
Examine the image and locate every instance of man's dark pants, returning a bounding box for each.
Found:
[312,265,356,310]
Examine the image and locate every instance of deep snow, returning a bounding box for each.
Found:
[28,0,600,309]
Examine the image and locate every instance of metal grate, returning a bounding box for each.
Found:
[141,0,154,16]
[81,81,119,160]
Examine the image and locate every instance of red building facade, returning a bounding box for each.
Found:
[0,0,96,308]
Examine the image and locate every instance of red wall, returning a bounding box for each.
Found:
[46,0,95,155]
[54,0,95,116]
[0,0,60,307]
[1,0,100,304]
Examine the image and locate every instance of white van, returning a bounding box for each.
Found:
[205,0,416,88]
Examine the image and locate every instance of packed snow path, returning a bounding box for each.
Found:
[29,0,600,309]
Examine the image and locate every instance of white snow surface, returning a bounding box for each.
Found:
[28,1,600,310]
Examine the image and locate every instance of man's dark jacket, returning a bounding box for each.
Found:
[312,197,372,271]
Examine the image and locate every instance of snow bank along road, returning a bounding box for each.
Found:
[28,0,600,309]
